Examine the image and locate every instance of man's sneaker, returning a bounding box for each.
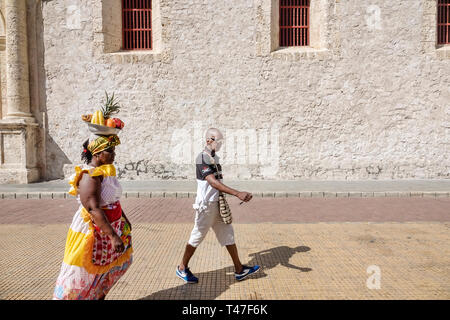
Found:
[176,266,198,283]
[235,265,260,281]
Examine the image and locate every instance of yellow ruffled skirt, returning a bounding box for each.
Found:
[53,206,133,300]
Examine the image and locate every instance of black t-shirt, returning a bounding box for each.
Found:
[196,152,223,180]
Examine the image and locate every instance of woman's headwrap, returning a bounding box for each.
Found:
[87,135,121,155]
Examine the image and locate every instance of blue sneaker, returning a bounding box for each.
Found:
[176,266,198,283]
[235,265,260,281]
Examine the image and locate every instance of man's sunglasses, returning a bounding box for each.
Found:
[210,137,223,143]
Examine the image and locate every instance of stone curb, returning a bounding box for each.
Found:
[1,191,449,199]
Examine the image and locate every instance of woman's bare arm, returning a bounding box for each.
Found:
[78,173,124,252]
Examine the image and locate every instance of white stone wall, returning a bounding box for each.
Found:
[38,0,449,181]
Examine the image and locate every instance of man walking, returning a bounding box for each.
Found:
[176,128,260,283]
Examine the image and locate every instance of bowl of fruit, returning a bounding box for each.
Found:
[82,92,125,135]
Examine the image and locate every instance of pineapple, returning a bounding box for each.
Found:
[101,91,121,119]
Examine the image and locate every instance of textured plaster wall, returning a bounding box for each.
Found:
[40,0,450,181]
[0,1,5,119]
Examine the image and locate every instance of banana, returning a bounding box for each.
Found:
[97,110,105,125]
[82,114,92,122]
[90,111,98,124]
[90,110,105,125]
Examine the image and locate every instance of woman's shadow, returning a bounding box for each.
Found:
[139,245,311,300]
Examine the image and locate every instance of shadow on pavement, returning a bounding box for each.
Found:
[139,245,311,300]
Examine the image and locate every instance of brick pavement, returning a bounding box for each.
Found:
[0,198,449,300]
[0,197,449,224]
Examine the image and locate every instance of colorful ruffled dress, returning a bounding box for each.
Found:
[53,164,133,300]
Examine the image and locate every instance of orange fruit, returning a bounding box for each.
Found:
[106,118,116,128]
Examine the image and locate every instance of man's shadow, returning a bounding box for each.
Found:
[139,245,311,300]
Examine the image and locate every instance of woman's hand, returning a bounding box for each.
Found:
[111,234,125,253]
[122,210,132,231]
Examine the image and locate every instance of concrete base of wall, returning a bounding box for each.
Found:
[0,119,41,184]
[0,167,40,184]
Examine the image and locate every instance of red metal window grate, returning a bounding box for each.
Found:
[122,0,152,50]
[438,0,450,44]
[280,0,310,47]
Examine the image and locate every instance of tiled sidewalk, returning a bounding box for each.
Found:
[0,198,449,300]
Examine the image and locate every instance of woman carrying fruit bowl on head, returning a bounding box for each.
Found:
[53,94,132,300]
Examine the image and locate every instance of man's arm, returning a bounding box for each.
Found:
[205,174,252,202]
[281,261,311,272]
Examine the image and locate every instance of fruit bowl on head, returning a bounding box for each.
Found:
[87,122,121,135]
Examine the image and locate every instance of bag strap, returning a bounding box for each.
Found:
[202,151,223,195]
[203,150,219,171]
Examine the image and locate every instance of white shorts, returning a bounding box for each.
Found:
[188,201,235,248]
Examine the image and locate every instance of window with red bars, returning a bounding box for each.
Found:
[438,0,450,44]
[280,0,310,47]
[122,0,152,50]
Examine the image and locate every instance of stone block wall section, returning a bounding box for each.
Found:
[0,0,449,183]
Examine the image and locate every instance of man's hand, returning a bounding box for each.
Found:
[111,234,125,253]
[236,191,253,202]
